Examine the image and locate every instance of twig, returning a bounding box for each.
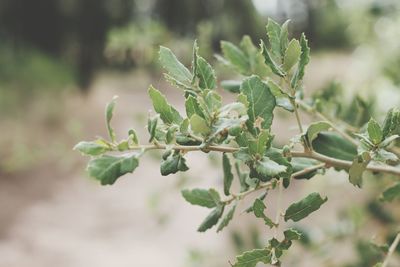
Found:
[382,232,400,267]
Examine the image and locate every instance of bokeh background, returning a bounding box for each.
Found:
[1,0,400,266]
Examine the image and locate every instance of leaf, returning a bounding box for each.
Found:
[266,80,294,112]
[160,152,189,176]
[367,118,383,145]
[306,121,332,146]
[248,130,270,156]
[240,35,270,77]
[159,46,192,86]
[87,153,140,185]
[284,192,327,222]
[148,86,183,125]
[196,56,216,90]
[220,41,250,75]
[283,39,301,72]
[147,116,158,142]
[291,158,321,180]
[280,20,290,55]
[221,80,241,93]
[252,198,276,227]
[380,135,400,148]
[232,248,272,267]
[382,108,400,138]
[244,191,268,213]
[223,153,234,196]
[105,96,118,142]
[291,33,310,89]
[380,183,400,202]
[181,188,219,208]
[255,157,287,178]
[190,114,211,135]
[260,40,285,77]
[312,132,357,161]
[266,18,282,60]
[185,96,205,119]
[74,141,109,156]
[284,228,302,241]
[349,154,370,188]
[240,76,276,133]
[217,204,236,232]
[197,205,224,232]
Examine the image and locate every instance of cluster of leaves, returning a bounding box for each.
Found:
[75,19,400,266]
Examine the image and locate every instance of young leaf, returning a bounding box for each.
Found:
[280,20,290,55]
[306,121,332,146]
[312,132,357,161]
[349,154,370,188]
[105,96,118,142]
[232,248,272,267]
[149,86,183,125]
[87,153,140,185]
[147,116,158,142]
[382,108,400,138]
[160,152,189,176]
[260,40,285,77]
[380,183,400,202]
[197,205,224,232]
[217,204,236,232]
[248,130,270,156]
[291,33,310,89]
[185,96,205,119]
[223,153,234,196]
[240,35,270,77]
[181,188,219,208]
[266,18,282,60]
[195,56,216,90]
[266,80,294,112]
[367,118,383,145]
[220,41,250,75]
[190,114,211,135]
[159,46,192,86]
[284,192,327,222]
[74,141,109,156]
[240,76,276,133]
[283,39,301,72]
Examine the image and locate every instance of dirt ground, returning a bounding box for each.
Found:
[0,53,396,267]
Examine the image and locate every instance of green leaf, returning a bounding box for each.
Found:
[283,39,301,72]
[253,198,276,227]
[217,204,236,232]
[284,192,327,222]
[266,18,282,60]
[185,96,205,119]
[240,35,270,77]
[220,41,250,75]
[221,80,241,93]
[74,140,109,156]
[349,154,370,187]
[160,152,189,176]
[232,248,272,267]
[380,183,400,202]
[312,132,357,161]
[195,56,216,90]
[284,228,302,241]
[260,40,285,77]
[190,114,211,135]
[291,33,310,89]
[248,130,270,156]
[306,121,332,146]
[222,153,234,196]
[159,46,192,86]
[245,191,268,213]
[382,108,400,138]
[105,96,118,142]
[266,80,294,112]
[149,86,183,125]
[197,205,224,232]
[181,188,219,208]
[240,76,276,133]
[147,116,158,142]
[280,20,290,55]
[255,157,287,178]
[367,118,383,145]
[291,158,321,180]
[87,153,140,185]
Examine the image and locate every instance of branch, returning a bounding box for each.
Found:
[382,232,400,267]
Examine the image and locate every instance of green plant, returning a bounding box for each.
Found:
[75,19,400,266]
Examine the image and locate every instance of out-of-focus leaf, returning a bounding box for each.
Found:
[105,96,118,142]
[232,248,272,267]
[223,153,234,196]
[380,183,400,202]
[312,132,357,161]
[197,205,224,232]
[74,140,109,156]
[217,204,236,232]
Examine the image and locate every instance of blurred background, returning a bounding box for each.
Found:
[1,0,400,266]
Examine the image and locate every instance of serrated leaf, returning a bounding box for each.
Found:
[382,108,400,138]
[160,152,189,176]
[255,157,287,178]
[197,205,224,232]
[312,132,357,161]
[105,96,118,142]
[306,121,332,146]
[240,35,270,77]
[240,76,276,134]
[291,33,310,89]
[284,228,302,241]
[159,46,192,86]
[196,56,216,90]
[368,118,383,145]
[380,183,400,202]
[280,20,290,55]
[185,96,205,119]
[260,40,285,77]
[190,114,211,135]
[248,130,270,156]
[252,198,276,227]
[266,18,282,60]
[181,188,219,208]
[283,39,301,72]
[74,141,109,156]
[217,204,236,232]
[222,153,234,196]
[232,248,272,267]
[284,192,327,222]
[266,80,294,112]
[87,153,140,185]
[204,89,222,112]
[220,41,250,75]
[148,86,183,125]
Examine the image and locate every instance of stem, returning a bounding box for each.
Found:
[274,180,283,237]
[382,232,400,267]
[292,99,304,134]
